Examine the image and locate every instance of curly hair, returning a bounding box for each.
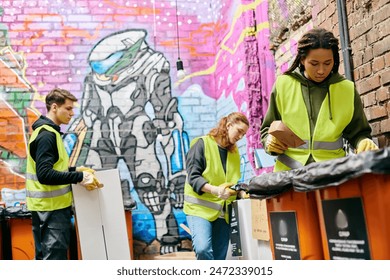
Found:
[208,112,249,152]
[285,27,340,75]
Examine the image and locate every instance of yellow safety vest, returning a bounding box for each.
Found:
[26,125,73,211]
[184,136,241,223]
[274,75,354,171]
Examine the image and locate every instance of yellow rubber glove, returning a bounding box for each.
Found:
[219,182,235,190]
[84,175,104,191]
[79,172,104,191]
[93,176,104,189]
[76,166,96,174]
[266,134,288,154]
[79,171,93,189]
[356,138,379,154]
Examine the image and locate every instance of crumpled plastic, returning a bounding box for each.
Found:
[293,147,390,191]
[248,169,300,199]
[2,203,32,218]
[248,147,390,199]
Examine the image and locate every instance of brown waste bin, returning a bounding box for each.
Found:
[0,205,4,259]
[315,173,390,260]
[266,189,324,260]
[3,204,35,260]
[248,168,324,260]
[8,218,35,259]
[2,204,34,260]
[250,148,390,260]
[125,210,134,260]
[291,148,390,260]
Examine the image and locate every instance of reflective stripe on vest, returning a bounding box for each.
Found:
[26,184,72,198]
[184,194,223,212]
[313,138,344,150]
[277,154,304,169]
[274,75,354,171]
[26,124,73,211]
[183,135,241,222]
[279,137,345,169]
[294,138,344,150]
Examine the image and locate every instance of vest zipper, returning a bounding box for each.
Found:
[327,84,333,120]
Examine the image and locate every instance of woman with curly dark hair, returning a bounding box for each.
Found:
[261,28,378,172]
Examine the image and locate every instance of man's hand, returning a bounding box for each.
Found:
[266,134,288,154]
[79,171,104,191]
[76,166,96,174]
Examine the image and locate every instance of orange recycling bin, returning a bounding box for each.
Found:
[315,173,390,260]
[251,148,390,260]
[8,217,35,260]
[125,210,134,260]
[266,189,324,260]
[0,206,3,259]
[1,205,35,260]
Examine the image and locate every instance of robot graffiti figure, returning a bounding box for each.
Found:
[70,29,189,254]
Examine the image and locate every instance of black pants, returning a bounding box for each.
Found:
[31,206,72,260]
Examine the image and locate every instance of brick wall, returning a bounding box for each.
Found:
[0,0,273,260]
[313,0,390,147]
[0,0,223,260]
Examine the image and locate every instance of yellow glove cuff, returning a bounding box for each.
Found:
[356,138,378,154]
[84,176,104,191]
[77,166,96,174]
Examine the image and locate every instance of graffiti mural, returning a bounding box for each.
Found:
[0,9,39,207]
[0,0,277,259]
[67,29,190,256]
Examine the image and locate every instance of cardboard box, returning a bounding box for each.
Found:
[72,169,131,260]
[251,199,270,241]
[269,121,305,148]
[153,251,196,260]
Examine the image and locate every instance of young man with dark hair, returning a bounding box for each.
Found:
[26,88,102,260]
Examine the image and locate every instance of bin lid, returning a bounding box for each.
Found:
[3,204,32,218]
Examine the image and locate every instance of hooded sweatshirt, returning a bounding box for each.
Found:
[29,115,83,185]
[261,69,372,165]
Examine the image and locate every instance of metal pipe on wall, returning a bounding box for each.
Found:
[337,0,354,82]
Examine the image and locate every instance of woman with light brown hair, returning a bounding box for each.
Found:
[183,112,249,260]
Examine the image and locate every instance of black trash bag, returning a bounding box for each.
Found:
[293,147,390,192]
[248,168,305,199]
[3,204,32,219]
[229,183,249,192]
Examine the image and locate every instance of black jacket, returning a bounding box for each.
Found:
[29,115,83,185]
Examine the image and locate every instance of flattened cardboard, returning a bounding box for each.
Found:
[72,169,131,260]
[269,121,305,148]
[251,199,270,241]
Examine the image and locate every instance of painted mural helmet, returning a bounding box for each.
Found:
[88,29,148,79]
